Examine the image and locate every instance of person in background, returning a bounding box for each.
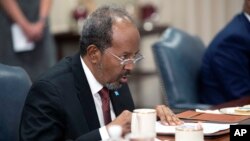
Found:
[19,5,182,141]
[200,0,250,105]
[0,0,56,81]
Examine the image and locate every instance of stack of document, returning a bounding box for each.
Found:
[156,121,231,135]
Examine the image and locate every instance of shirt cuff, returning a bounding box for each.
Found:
[99,126,110,140]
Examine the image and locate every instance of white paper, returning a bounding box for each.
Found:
[156,121,231,135]
[195,109,222,114]
[11,24,34,52]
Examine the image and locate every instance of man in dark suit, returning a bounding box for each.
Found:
[200,0,250,105]
[20,5,182,141]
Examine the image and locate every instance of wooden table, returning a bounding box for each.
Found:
[157,96,250,141]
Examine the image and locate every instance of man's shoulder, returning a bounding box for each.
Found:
[37,56,75,85]
[207,13,248,49]
[219,13,248,38]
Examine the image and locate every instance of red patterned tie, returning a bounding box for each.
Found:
[99,87,112,125]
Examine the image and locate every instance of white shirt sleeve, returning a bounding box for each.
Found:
[99,126,110,140]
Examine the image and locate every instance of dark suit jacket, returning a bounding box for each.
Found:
[200,13,250,105]
[19,53,135,141]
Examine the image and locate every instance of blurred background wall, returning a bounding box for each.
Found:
[49,0,244,108]
[50,0,244,45]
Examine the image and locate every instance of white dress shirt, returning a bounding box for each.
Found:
[244,12,250,23]
[80,56,116,140]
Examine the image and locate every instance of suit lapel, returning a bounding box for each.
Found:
[110,84,135,116]
[71,53,100,130]
[70,53,135,123]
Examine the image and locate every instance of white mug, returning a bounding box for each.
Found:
[125,133,154,141]
[131,109,156,138]
[175,124,204,141]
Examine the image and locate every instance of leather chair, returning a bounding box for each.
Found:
[0,64,32,141]
[152,27,211,111]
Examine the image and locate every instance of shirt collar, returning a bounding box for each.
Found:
[244,12,250,23]
[80,56,103,95]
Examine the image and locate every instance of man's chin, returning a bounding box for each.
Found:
[105,82,123,90]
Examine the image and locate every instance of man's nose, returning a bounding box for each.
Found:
[124,63,135,71]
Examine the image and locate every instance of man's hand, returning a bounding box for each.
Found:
[106,110,132,136]
[155,105,183,126]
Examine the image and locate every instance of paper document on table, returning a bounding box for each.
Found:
[156,121,231,135]
[195,109,222,114]
[11,24,34,52]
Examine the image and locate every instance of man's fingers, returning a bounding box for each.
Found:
[156,105,183,126]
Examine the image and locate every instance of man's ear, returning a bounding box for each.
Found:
[86,45,101,64]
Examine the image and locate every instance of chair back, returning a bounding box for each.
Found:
[152,27,210,110]
[0,64,32,141]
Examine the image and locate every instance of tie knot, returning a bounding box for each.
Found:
[99,87,110,99]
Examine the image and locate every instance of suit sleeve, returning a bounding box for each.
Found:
[19,81,102,141]
[211,34,250,99]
